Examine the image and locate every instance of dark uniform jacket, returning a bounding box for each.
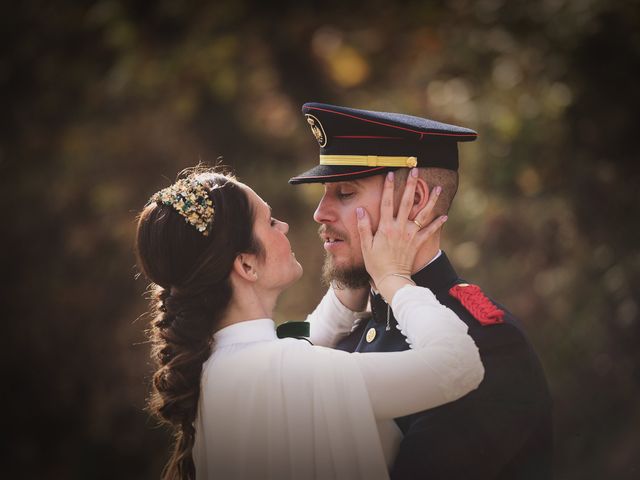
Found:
[336,252,553,479]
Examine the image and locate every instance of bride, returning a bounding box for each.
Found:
[135,167,483,479]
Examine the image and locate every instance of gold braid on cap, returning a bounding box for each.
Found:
[148,177,215,236]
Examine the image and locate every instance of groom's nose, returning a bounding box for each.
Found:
[313,194,336,225]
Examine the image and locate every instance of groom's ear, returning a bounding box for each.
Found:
[409,178,429,221]
[392,168,428,216]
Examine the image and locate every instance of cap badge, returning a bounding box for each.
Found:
[305,114,327,147]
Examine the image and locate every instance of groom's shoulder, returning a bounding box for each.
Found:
[437,282,529,348]
[436,280,551,401]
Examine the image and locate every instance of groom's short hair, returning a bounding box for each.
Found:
[393,167,459,217]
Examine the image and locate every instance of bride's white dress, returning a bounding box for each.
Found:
[192,285,483,479]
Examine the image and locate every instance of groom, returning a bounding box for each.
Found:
[290,103,553,479]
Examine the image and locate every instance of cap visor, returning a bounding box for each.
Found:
[289,164,393,184]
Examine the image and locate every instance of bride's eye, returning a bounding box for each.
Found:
[270,218,278,226]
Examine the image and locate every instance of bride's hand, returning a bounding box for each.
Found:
[356,168,447,303]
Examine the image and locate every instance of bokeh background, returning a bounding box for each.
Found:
[3,0,639,478]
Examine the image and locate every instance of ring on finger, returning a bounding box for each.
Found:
[413,219,424,230]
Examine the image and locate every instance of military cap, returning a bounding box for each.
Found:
[289,102,477,184]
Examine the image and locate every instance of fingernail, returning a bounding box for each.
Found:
[411,168,418,178]
[387,171,394,182]
[435,186,442,195]
[442,215,448,222]
[356,207,364,219]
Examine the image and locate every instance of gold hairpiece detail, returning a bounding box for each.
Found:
[149,177,215,236]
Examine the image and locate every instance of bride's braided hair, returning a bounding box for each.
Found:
[135,170,263,479]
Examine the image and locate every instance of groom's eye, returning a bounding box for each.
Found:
[337,191,354,200]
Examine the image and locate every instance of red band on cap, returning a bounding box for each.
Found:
[334,135,403,139]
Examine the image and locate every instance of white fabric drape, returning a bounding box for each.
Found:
[194,334,388,479]
[192,285,483,479]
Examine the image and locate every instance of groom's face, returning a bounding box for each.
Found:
[313,174,385,287]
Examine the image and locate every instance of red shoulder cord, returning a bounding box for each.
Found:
[449,284,504,326]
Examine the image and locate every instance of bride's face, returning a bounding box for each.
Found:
[242,184,303,291]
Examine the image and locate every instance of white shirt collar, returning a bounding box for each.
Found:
[416,249,442,272]
[213,318,277,347]
[371,249,442,295]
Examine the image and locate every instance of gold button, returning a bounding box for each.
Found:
[366,327,377,343]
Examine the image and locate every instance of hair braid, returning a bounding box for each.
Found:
[136,171,262,479]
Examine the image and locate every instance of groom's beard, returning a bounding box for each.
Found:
[322,254,370,288]
[319,224,370,288]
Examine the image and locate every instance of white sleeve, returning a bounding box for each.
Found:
[306,287,362,347]
[351,285,484,420]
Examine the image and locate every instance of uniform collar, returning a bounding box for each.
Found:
[213,318,277,347]
[370,250,442,297]
[411,250,460,292]
[370,250,460,316]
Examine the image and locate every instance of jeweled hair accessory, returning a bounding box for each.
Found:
[148,177,215,235]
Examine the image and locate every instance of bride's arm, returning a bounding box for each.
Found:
[306,286,365,347]
[351,284,483,420]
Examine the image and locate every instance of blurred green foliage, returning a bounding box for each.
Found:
[2,0,639,478]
